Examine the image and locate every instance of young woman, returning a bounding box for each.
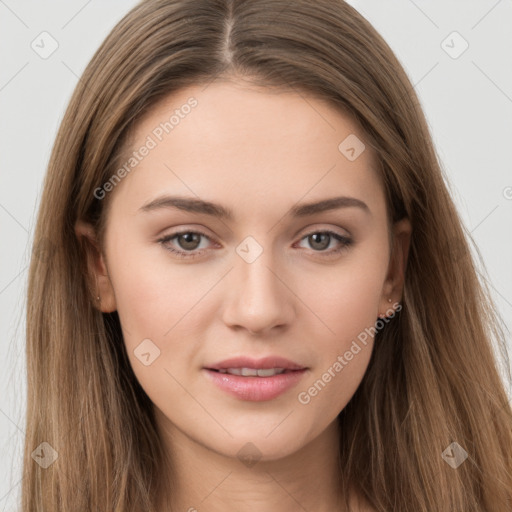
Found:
[23,0,512,511]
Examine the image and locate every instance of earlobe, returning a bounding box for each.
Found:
[74,220,117,313]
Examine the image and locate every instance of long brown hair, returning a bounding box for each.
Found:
[23,0,512,510]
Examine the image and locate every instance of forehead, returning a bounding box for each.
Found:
[108,80,385,221]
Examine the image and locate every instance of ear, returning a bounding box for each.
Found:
[379,217,411,317]
[74,220,117,313]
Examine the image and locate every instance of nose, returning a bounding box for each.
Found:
[221,249,295,336]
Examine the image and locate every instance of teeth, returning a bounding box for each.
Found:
[255,368,285,377]
[217,367,286,377]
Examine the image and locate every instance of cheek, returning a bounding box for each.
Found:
[107,254,197,422]
[301,253,387,343]
[107,235,203,340]
[294,255,387,411]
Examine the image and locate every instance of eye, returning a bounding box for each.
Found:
[157,229,353,260]
[158,230,213,259]
[295,230,353,256]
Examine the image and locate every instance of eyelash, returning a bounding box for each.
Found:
[157,229,353,260]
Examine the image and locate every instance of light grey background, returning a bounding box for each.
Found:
[1,1,511,509]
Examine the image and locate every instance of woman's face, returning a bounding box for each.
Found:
[85,79,409,461]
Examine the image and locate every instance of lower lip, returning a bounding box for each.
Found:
[203,369,307,401]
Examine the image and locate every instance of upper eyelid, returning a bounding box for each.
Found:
[160,220,352,237]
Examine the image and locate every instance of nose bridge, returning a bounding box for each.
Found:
[223,237,293,334]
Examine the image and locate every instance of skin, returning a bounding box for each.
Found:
[76,78,411,512]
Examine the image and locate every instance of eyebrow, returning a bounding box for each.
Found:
[138,194,370,219]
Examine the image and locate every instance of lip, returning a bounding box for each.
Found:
[206,356,306,371]
[203,356,308,401]
[203,368,307,401]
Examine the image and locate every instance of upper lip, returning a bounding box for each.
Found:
[205,356,306,371]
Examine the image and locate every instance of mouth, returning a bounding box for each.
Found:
[209,367,297,377]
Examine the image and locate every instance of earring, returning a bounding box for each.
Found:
[378,298,396,319]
